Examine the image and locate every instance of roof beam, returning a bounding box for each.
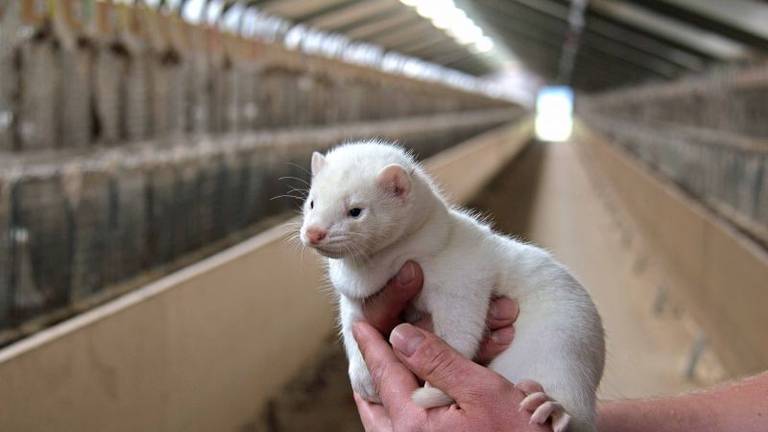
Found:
[395,33,454,55]
[479,0,699,74]
[630,0,768,51]
[345,11,420,40]
[478,4,673,79]
[589,0,752,61]
[366,20,434,47]
[400,32,460,55]
[302,0,395,31]
[260,0,346,19]
[332,7,404,34]
[407,37,463,58]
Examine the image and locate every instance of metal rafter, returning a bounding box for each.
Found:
[332,7,404,34]
[587,0,751,60]
[477,0,697,75]
[630,0,768,51]
[366,20,435,47]
[407,37,464,58]
[345,11,420,40]
[304,0,396,31]
[260,0,346,19]
[473,8,659,82]
[394,32,453,55]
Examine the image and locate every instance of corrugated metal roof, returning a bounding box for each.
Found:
[187,0,768,92]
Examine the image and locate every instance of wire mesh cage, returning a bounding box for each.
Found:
[17,32,58,151]
[66,169,111,301]
[57,41,93,150]
[582,103,768,247]
[10,174,74,323]
[103,164,147,285]
[121,48,152,142]
[0,0,518,341]
[0,178,10,328]
[145,158,178,268]
[93,42,125,146]
[0,2,22,153]
[186,26,211,135]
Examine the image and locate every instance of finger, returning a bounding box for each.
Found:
[553,411,572,432]
[412,315,433,332]
[352,321,420,417]
[487,297,519,330]
[520,392,550,412]
[354,393,394,432]
[389,323,501,405]
[515,380,545,395]
[475,325,515,364]
[362,261,423,334]
[530,401,563,425]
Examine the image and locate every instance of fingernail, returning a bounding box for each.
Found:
[390,323,424,357]
[397,262,416,285]
[489,302,502,320]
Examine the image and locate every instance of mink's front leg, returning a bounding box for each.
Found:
[411,288,490,407]
[339,295,379,403]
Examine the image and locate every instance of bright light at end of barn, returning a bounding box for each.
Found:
[535,86,574,142]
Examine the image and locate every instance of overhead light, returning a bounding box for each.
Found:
[430,9,467,29]
[401,0,497,54]
[473,37,494,53]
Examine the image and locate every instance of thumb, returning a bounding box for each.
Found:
[389,323,503,405]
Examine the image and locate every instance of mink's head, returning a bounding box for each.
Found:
[300,142,422,259]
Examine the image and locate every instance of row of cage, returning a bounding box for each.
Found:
[581,111,768,248]
[585,65,768,140]
[0,1,508,154]
[0,108,518,340]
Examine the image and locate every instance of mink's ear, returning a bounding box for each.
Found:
[376,164,411,198]
[311,152,326,176]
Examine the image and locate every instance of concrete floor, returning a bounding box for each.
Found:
[255,139,725,431]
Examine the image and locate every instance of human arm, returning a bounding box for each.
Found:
[597,372,768,432]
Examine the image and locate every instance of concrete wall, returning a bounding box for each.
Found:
[0,119,533,432]
[577,121,768,377]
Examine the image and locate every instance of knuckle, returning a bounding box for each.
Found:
[489,377,515,396]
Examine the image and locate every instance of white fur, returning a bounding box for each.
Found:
[301,141,605,432]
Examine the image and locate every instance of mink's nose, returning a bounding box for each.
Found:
[306,227,327,245]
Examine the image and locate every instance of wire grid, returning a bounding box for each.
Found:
[581,112,768,246]
[0,112,513,337]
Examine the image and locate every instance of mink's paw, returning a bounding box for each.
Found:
[516,380,571,432]
[412,385,454,408]
[349,363,380,403]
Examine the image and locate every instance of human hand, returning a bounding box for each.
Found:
[361,261,519,363]
[352,322,548,432]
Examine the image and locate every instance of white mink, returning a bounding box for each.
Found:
[300,141,605,432]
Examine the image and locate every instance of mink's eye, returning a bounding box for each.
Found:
[348,208,363,218]
[310,200,314,209]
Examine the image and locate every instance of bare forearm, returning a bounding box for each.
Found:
[597,372,768,432]
[597,393,720,432]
